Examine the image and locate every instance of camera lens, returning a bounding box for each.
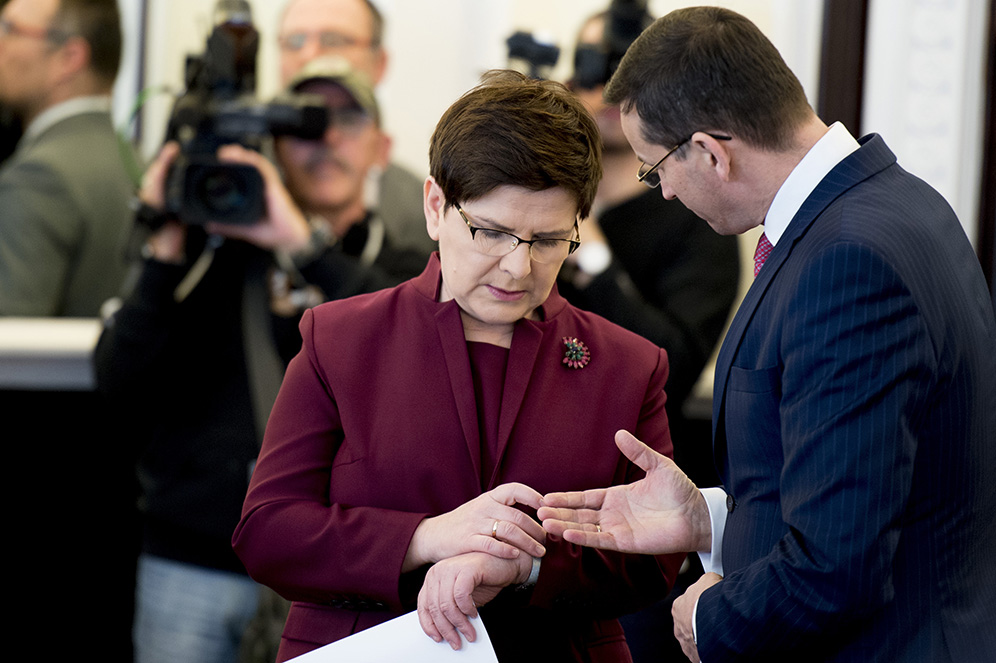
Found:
[198,166,249,214]
[174,159,264,225]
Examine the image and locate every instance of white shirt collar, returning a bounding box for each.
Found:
[762,121,859,246]
[21,95,113,145]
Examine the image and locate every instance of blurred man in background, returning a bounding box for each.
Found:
[562,6,739,468]
[560,5,740,659]
[0,0,133,316]
[278,0,435,257]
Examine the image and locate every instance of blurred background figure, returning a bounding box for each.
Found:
[0,1,138,660]
[277,0,435,257]
[556,1,740,659]
[560,1,739,482]
[0,0,134,316]
[268,55,427,357]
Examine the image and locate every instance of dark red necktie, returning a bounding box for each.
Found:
[754,232,773,278]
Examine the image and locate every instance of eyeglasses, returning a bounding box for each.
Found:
[0,17,70,44]
[637,132,732,188]
[278,30,372,52]
[455,202,580,265]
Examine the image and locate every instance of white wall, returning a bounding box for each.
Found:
[863,0,989,245]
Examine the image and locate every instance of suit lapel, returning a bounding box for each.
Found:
[712,134,897,444]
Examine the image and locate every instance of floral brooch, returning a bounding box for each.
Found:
[562,336,591,369]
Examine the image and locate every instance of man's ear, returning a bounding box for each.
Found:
[375,131,391,169]
[424,176,445,241]
[55,36,91,83]
[691,132,733,182]
[370,47,388,86]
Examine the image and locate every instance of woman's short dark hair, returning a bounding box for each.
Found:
[429,70,602,219]
[53,0,122,85]
[604,6,811,152]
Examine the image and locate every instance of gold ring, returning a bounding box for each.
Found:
[596,524,602,533]
[492,520,499,539]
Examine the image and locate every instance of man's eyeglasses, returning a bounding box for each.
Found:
[0,17,70,44]
[455,202,580,265]
[278,31,372,52]
[637,132,732,188]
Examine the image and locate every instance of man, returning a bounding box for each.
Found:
[277,0,435,257]
[0,0,132,316]
[540,7,996,662]
[267,55,427,357]
[95,57,424,663]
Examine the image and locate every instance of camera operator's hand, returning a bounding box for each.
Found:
[206,144,311,254]
[141,141,187,264]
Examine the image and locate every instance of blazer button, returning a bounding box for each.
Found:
[726,493,736,513]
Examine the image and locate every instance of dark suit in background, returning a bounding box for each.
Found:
[702,133,996,661]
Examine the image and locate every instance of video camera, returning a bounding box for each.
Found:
[503,1,650,89]
[162,0,329,226]
[506,31,560,80]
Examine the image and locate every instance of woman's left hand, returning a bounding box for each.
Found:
[417,552,532,650]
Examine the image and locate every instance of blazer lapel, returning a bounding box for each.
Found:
[434,300,484,481]
[712,134,897,444]
[485,319,544,489]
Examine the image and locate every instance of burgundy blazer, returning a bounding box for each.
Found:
[233,255,682,662]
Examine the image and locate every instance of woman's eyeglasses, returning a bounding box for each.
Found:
[455,202,580,265]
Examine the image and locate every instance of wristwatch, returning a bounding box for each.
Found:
[515,556,541,591]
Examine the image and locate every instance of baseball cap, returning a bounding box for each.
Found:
[288,55,380,125]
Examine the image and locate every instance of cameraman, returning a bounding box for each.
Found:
[95,57,423,663]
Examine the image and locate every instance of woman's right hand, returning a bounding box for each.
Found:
[403,482,546,572]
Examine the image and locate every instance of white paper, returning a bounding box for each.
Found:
[288,610,499,662]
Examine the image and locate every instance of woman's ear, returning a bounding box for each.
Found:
[424,176,445,241]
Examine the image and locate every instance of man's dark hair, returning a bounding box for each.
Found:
[430,70,602,219]
[52,0,122,84]
[604,6,811,152]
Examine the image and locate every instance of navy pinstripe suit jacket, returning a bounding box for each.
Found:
[699,134,996,661]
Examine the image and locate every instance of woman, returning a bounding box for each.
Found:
[232,70,683,662]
